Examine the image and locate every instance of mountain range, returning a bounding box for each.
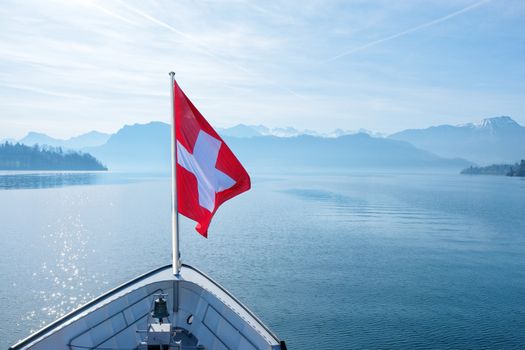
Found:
[17,131,111,150]
[390,116,525,165]
[216,124,385,138]
[6,115,523,171]
[83,122,468,171]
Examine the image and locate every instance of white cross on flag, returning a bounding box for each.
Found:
[174,81,250,237]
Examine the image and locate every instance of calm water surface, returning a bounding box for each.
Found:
[1,170,524,349]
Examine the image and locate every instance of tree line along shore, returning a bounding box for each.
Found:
[461,160,525,177]
[0,142,107,171]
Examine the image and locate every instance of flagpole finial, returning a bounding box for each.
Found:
[169,71,175,77]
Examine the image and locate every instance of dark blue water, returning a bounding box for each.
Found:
[1,170,524,349]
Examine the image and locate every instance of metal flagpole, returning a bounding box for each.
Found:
[170,71,180,276]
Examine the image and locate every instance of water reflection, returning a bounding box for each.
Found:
[0,172,102,190]
[20,212,101,332]
[0,171,168,190]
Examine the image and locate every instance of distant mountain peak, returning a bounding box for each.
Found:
[390,115,525,164]
[216,124,262,138]
[19,132,59,146]
[25,131,48,137]
[271,127,300,137]
[216,124,388,139]
[476,116,519,128]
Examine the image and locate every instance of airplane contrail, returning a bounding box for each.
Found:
[324,0,490,63]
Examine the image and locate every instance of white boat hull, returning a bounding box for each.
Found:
[10,264,286,350]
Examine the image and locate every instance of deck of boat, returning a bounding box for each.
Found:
[10,264,286,350]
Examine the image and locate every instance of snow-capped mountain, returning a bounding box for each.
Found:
[217,124,385,138]
[475,115,519,129]
[390,116,525,164]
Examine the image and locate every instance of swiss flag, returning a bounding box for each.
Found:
[174,81,250,237]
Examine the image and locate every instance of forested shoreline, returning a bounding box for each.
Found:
[461,160,525,177]
[0,142,107,171]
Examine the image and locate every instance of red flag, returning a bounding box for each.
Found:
[174,81,250,237]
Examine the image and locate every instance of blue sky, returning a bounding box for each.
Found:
[1,0,524,139]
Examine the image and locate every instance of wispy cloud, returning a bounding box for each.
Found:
[110,1,307,99]
[0,0,523,139]
[324,0,490,62]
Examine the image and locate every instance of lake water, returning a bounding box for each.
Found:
[1,170,524,349]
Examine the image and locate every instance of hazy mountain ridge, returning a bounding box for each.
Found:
[225,133,469,170]
[390,116,525,165]
[85,122,170,171]
[18,130,111,149]
[8,115,522,170]
[85,122,469,171]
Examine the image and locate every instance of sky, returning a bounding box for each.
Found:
[0,0,524,139]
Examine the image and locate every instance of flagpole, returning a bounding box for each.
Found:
[170,71,180,276]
